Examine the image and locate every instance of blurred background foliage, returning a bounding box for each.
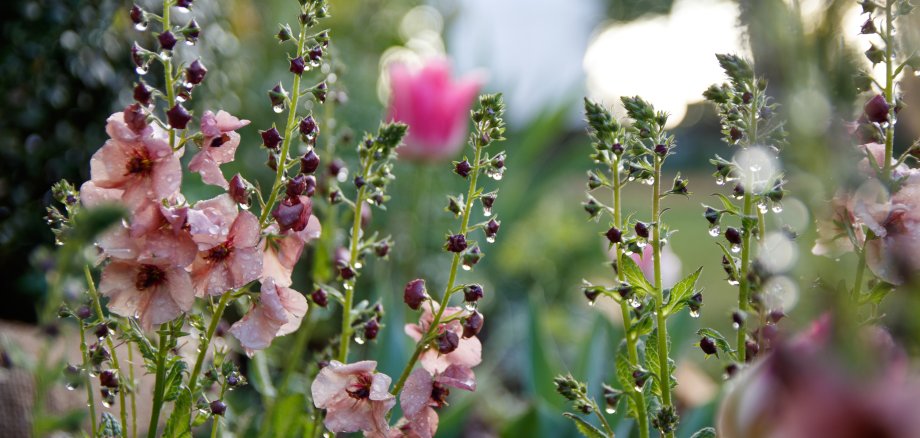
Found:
[4,0,920,436]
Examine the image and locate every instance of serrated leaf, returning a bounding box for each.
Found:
[162,388,192,438]
[563,413,608,438]
[697,328,735,359]
[664,267,702,316]
[691,427,717,438]
[628,313,654,338]
[163,360,188,402]
[645,329,673,397]
[620,256,654,295]
[123,319,157,367]
[97,412,123,437]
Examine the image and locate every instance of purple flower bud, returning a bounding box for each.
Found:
[182,19,200,44]
[364,319,380,340]
[742,92,753,104]
[374,241,390,258]
[485,219,501,240]
[730,127,743,142]
[308,45,323,63]
[269,83,287,109]
[272,196,311,233]
[328,158,346,179]
[481,192,496,211]
[94,323,110,339]
[131,42,145,68]
[605,226,622,244]
[725,227,742,245]
[76,305,93,320]
[445,234,468,253]
[464,284,484,302]
[286,174,307,197]
[436,330,460,354]
[654,144,668,156]
[404,279,427,310]
[133,81,152,105]
[185,59,207,85]
[299,116,318,138]
[290,56,306,75]
[303,175,317,197]
[311,288,328,307]
[299,150,320,175]
[463,311,484,338]
[129,5,145,25]
[704,207,720,225]
[123,103,148,133]
[339,265,356,280]
[700,337,717,356]
[768,309,785,323]
[732,311,746,328]
[260,127,283,150]
[176,0,193,10]
[312,82,327,103]
[353,176,365,189]
[166,104,191,129]
[612,142,624,155]
[864,94,890,124]
[454,160,472,178]
[745,340,759,361]
[226,373,239,386]
[634,222,650,239]
[157,31,177,51]
[861,18,877,34]
[277,25,293,42]
[210,400,227,416]
[229,174,251,205]
[99,369,119,388]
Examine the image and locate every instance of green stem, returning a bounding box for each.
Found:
[737,192,754,362]
[147,332,170,438]
[392,133,485,396]
[613,158,649,438]
[189,292,232,394]
[337,163,370,362]
[651,154,674,433]
[592,399,615,437]
[79,321,98,435]
[883,0,895,180]
[128,342,138,438]
[260,20,309,228]
[163,0,176,151]
[84,265,128,432]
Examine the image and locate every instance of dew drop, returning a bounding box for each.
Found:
[758,202,768,214]
[689,309,700,318]
[354,335,365,345]
[732,322,740,330]
[771,204,783,213]
[727,279,740,286]
[101,398,112,408]
[65,382,78,391]
[605,407,616,414]
[624,250,633,256]
[159,51,171,61]
[636,240,647,248]
[175,5,190,13]
[588,301,596,307]
[461,264,472,271]
[134,21,148,31]
[633,384,644,392]
[628,176,636,182]
[730,244,741,253]
[628,297,641,308]
[715,176,725,186]
[135,65,149,75]
[184,39,196,46]
[482,207,492,216]
[486,236,495,243]
[272,104,285,114]
[354,262,363,269]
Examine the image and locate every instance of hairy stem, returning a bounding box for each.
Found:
[337,161,370,362]
[147,331,170,438]
[127,342,138,438]
[651,154,674,438]
[84,265,127,431]
[883,0,895,179]
[79,321,97,434]
[189,291,232,393]
[737,192,753,362]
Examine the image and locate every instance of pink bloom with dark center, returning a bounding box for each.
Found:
[405,305,481,374]
[188,194,263,296]
[228,278,308,354]
[397,365,476,438]
[88,110,181,207]
[189,110,250,189]
[311,360,396,435]
[387,58,483,162]
[261,216,321,287]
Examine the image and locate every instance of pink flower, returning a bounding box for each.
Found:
[387,58,482,161]
[261,216,321,287]
[188,195,263,296]
[311,360,396,435]
[397,365,476,438]
[88,110,181,207]
[405,305,482,374]
[79,181,123,208]
[189,110,250,189]
[228,278,307,354]
[97,225,197,267]
[864,172,920,284]
[627,244,682,288]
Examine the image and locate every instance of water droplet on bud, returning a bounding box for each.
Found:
[716,176,725,185]
[689,309,700,318]
[709,226,721,237]
[605,407,616,414]
[135,65,149,75]
[772,204,783,213]
[272,104,285,114]
[134,22,148,31]
[354,335,365,345]
[730,244,741,253]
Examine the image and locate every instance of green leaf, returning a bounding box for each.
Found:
[628,313,654,338]
[97,412,123,438]
[620,256,654,295]
[122,319,157,368]
[163,360,188,402]
[713,194,740,215]
[691,427,717,438]
[697,328,735,359]
[859,281,895,306]
[563,413,608,438]
[162,388,192,438]
[664,267,702,316]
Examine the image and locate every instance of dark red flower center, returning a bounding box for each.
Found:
[347,373,373,400]
[135,264,167,290]
[210,133,231,148]
[430,382,450,408]
[125,149,154,176]
[205,241,233,262]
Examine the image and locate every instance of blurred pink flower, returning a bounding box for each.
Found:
[718,317,920,438]
[405,305,482,374]
[864,171,920,284]
[228,278,307,354]
[311,360,396,435]
[189,110,250,189]
[397,365,476,438]
[387,58,482,161]
[628,244,682,288]
[188,195,263,296]
[261,216,321,287]
[88,110,181,207]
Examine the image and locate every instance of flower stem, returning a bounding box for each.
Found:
[127,342,138,438]
[259,20,308,228]
[613,158,650,438]
[189,291,232,394]
[79,320,97,435]
[162,0,176,150]
[737,191,753,362]
[651,154,674,438]
[392,131,485,396]
[84,265,127,432]
[883,0,895,179]
[147,331,170,438]
[337,162,370,363]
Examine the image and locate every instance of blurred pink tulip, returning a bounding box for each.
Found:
[627,244,682,288]
[387,58,483,162]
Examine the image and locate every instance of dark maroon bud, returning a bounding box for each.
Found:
[404,279,427,310]
[463,311,484,338]
[864,94,890,124]
[130,5,145,25]
[339,265,356,280]
[300,116,319,139]
[157,31,177,51]
[492,154,505,169]
[300,149,320,174]
[654,144,668,156]
[485,219,500,241]
[704,207,719,225]
[729,127,743,142]
[725,227,742,245]
[464,284,484,302]
[303,175,317,197]
[861,18,877,34]
[353,176,365,189]
[226,373,240,386]
[124,103,147,133]
[445,234,468,253]
[724,363,739,378]
[166,104,191,129]
[260,127,283,150]
[94,323,110,339]
[481,193,496,211]
[286,175,307,197]
[634,222,650,239]
[269,83,288,109]
[310,288,328,307]
[210,400,227,416]
[133,81,152,105]
[176,0,193,10]
[700,337,717,356]
[745,340,759,361]
[267,152,278,171]
[632,369,649,389]
[584,286,601,303]
[732,311,746,328]
[290,56,306,75]
[312,82,327,103]
[436,330,460,354]
[732,183,744,198]
[308,45,324,63]
[454,160,472,177]
[318,31,330,47]
[131,42,145,68]
[75,305,93,320]
[215,320,229,338]
[742,92,753,104]
[768,309,785,323]
[183,19,200,44]
[688,292,703,314]
[364,319,380,341]
[100,388,115,407]
[374,241,390,257]
[186,59,207,85]
[612,142,624,155]
[605,226,622,244]
[328,188,343,204]
[229,174,251,205]
[99,369,119,388]
[272,196,312,232]
[328,158,346,178]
